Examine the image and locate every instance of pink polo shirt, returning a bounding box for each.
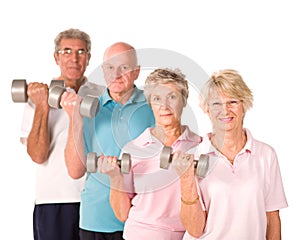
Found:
[184,128,288,240]
[121,126,202,240]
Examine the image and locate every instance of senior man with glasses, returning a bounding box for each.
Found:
[19,28,102,240]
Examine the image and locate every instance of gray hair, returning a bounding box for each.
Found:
[54,28,91,53]
[144,68,189,106]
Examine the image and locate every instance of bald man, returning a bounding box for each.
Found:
[62,42,155,240]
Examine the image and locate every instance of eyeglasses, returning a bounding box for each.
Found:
[209,100,242,111]
[57,48,89,57]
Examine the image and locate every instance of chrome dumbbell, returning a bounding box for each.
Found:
[48,85,99,118]
[11,79,64,103]
[86,152,132,174]
[160,146,209,178]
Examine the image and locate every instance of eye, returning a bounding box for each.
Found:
[64,49,72,55]
[151,96,160,102]
[212,102,221,106]
[169,94,177,100]
[77,49,86,55]
[103,65,114,71]
[228,100,239,106]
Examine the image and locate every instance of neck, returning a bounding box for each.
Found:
[109,88,134,105]
[211,129,246,162]
[59,76,85,93]
[152,123,183,146]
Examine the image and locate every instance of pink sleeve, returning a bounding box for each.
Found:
[265,149,288,211]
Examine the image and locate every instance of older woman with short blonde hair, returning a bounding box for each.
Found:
[173,69,288,239]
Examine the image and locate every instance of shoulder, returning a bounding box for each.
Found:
[79,81,105,97]
[245,129,276,155]
[122,128,150,151]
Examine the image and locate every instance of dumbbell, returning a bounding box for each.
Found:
[48,85,100,118]
[160,146,209,178]
[11,79,64,103]
[86,152,132,174]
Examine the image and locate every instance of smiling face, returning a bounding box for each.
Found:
[207,88,245,133]
[150,83,185,128]
[54,38,90,89]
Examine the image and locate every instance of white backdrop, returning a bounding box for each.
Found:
[1,0,298,239]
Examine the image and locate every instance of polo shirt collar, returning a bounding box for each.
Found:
[138,125,198,147]
[101,85,144,106]
[199,128,253,155]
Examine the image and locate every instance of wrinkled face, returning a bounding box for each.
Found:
[207,88,245,133]
[150,83,184,127]
[54,38,90,83]
[102,50,139,97]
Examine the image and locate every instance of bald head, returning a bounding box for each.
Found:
[103,42,138,66]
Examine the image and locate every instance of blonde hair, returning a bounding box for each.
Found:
[199,69,253,112]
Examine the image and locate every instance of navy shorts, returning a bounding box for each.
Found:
[33,202,80,240]
[79,228,124,240]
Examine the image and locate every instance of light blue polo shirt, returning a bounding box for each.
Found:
[81,86,155,232]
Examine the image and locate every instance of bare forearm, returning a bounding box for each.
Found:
[266,211,281,240]
[110,176,131,222]
[180,175,206,238]
[27,106,50,164]
[65,117,86,179]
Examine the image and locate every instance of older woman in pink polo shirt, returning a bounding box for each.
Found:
[99,68,202,239]
[173,69,288,239]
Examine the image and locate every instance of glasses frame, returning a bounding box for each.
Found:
[209,100,242,111]
[57,48,89,57]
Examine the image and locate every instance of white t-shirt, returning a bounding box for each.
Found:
[20,80,104,204]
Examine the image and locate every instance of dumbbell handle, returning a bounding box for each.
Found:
[86,152,131,174]
[48,86,99,118]
[160,146,209,178]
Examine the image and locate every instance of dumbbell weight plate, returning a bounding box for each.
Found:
[119,153,131,174]
[160,146,172,169]
[11,79,28,102]
[80,95,100,118]
[49,80,65,90]
[195,154,209,178]
[86,152,97,173]
[48,86,66,109]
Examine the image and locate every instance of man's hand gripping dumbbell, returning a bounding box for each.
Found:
[86,152,132,174]
[11,79,99,118]
[49,85,99,118]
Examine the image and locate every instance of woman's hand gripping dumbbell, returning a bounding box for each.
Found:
[160,146,209,178]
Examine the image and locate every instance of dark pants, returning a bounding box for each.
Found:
[33,202,80,240]
[79,229,124,240]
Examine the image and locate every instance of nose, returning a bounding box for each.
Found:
[220,103,231,113]
[111,67,122,79]
[160,97,170,109]
[70,52,79,62]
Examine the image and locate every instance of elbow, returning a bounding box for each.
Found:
[117,215,128,223]
[188,229,202,238]
[67,168,85,179]
[28,150,48,164]
[111,202,130,223]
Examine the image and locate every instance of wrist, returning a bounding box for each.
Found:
[181,195,199,205]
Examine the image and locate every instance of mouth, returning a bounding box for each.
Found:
[219,117,233,123]
[68,66,80,71]
[160,113,173,117]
